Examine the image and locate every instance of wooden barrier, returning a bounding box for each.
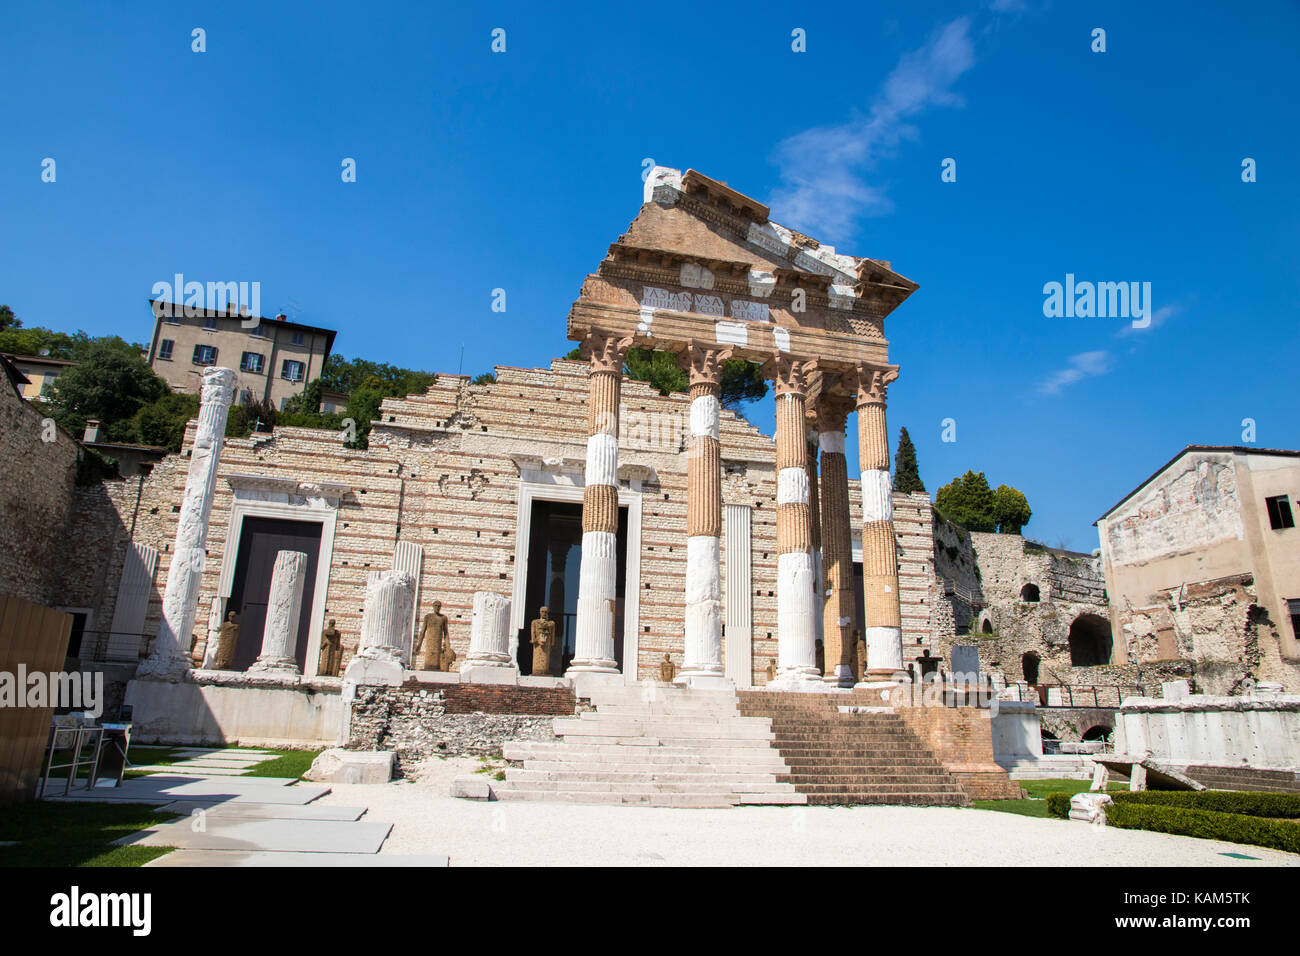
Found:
[0,595,72,804]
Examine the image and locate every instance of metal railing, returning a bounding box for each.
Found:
[38,724,105,797]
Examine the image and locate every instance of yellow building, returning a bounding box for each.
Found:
[0,353,78,401]
[145,300,336,409]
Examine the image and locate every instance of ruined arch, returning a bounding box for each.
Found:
[1020,583,1040,602]
[1069,613,1113,666]
[981,618,993,634]
[1082,725,1113,743]
[1021,651,1040,685]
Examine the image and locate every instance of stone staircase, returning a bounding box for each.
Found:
[737,691,971,806]
[496,684,805,807]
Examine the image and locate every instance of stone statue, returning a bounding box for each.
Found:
[854,630,867,682]
[214,611,240,670]
[415,600,452,671]
[659,653,676,683]
[530,606,557,676]
[815,639,825,676]
[765,659,776,683]
[318,618,342,677]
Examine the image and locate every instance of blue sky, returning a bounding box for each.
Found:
[4,1,1297,550]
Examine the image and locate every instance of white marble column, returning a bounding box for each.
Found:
[357,569,417,664]
[569,332,632,677]
[462,591,518,683]
[248,550,307,675]
[137,366,236,680]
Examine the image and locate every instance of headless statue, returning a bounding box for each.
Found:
[765,659,776,683]
[855,630,867,682]
[318,618,342,677]
[815,639,825,676]
[660,653,676,683]
[530,606,557,676]
[215,611,240,670]
[416,600,452,671]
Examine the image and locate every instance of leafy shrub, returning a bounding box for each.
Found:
[1106,803,1300,855]
[1046,793,1072,818]
[1112,790,1300,819]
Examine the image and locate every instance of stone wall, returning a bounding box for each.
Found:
[0,372,79,607]
[346,681,578,773]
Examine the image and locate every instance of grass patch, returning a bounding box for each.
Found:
[976,778,1130,819]
[241,748,322,779]
[0,801,179,868]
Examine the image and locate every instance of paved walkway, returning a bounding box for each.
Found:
[44,748,447,867]
[313,756,1300,867]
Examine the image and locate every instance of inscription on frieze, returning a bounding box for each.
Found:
[641,287,693,311]
[730,299,769,323]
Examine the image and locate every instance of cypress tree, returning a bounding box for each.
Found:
[893,426,926,494]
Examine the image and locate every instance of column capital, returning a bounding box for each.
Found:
[810,393,855,434]
[585,331,635,374]
[770,355,814,398]
[853,363,899,407]
[676,341,733,389]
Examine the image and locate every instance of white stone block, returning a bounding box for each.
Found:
[303,748,394,785]
[451,774,495,800]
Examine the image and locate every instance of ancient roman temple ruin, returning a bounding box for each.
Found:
[32,167,1045,804]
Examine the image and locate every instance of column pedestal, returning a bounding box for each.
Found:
[461,591,519,684]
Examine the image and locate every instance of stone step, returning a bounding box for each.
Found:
[504,741,784,760]
[558,717,773,737]
[802,793,967,806]
[778,774,955,787]
[507,769,789,786]
[552,734,777,749]
[500,778,798,795]
[521,760,789,774]
[492,788,804,808]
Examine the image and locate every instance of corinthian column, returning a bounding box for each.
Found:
[771,357,821,686]
[805,423,825,659]
[678,343,731,684]
[854,364,905,683]
[569,332,633,676]
[816,395,856,686]
[137,366,236,681]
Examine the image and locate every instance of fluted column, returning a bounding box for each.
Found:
[137,366,236,680]
[816,396,856,686]
[569,332,633,676]
[678,344,731,683]
[462,591,518,683]
[357,569,417,664]
[805,423,825,662]
[248,549,307,675]
[772,357,821,685]
[854,364,905,683]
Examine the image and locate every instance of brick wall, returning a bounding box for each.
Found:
[346,681,576,773]
[893,702,1021,799]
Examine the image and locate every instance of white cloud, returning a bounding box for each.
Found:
[1118,303,1181,337]
[768,16,976,240]
[1037,350,1112,395]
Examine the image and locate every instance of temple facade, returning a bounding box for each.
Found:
[72,167,945,690]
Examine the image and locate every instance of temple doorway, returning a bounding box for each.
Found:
[227,516,322,671]
[517,499,628,675]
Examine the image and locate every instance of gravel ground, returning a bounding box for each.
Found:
[313,757,1299,867]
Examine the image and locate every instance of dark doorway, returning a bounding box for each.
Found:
[1020,583,1040,602]
[1068,613,1113,666]
[517,499,628,675]
[1082,725,1112,742]
[227,516,323,671]
[1021,652,1040,685]
[981,618,994,634]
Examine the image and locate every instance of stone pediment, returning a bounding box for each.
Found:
[567,166,917,383]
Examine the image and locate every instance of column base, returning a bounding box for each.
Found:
[342,656,404,687]
[566,659,619,675]
[247,657,301,677]
[460,662,520,685]
[768,667,827,692]
[674,672,733,690]
[134,655,193,683]
[823,665,856,688]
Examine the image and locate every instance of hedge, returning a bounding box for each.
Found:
[1106,803,1300,855]
[1046,793,1072,819]
[1111,790,1300,819]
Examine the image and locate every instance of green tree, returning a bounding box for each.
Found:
[0,305,19,331]
[117,392,200,451]
[893,426,925,494]
[935,471,997,532]
[470,371,497,385]
[46,341,168,437]
[624,348,687,395]
[993,484,1033,534]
